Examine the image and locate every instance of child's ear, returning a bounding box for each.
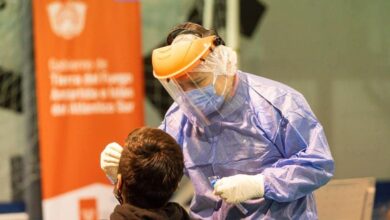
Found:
[116,174,122,189]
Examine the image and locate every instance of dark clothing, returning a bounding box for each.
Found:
[110,202,190,220]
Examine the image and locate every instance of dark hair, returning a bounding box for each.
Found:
[166,22,225,45]
[118,127,184,209]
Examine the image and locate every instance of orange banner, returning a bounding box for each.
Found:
[33,0,143,219]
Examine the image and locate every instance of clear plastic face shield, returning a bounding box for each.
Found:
[152,34,238,127]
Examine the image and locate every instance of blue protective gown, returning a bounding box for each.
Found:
[159,71,334,219]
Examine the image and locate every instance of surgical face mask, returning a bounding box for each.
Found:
[186,84,225,116]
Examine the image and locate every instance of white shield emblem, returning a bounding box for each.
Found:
[47,1,87,40]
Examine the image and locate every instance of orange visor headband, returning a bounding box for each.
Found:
[152,35,223,79]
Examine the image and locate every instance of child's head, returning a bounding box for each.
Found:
[115,127,184,209]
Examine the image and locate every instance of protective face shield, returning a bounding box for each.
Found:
[152,34,239,127]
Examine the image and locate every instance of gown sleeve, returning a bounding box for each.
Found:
[261,93,334,202]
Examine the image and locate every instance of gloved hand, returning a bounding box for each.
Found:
[100,142,123,183]
[214,174,265,204]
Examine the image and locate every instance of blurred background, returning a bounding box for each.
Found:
[0,0,389,219]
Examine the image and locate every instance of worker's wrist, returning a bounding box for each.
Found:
[254,174,265,198]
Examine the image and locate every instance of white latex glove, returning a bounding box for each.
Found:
[100,142,123,183]
[214,174,265,204]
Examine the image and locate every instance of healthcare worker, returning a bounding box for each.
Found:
[101,22,334,219]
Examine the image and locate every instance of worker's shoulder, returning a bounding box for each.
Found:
[159,103,184,140]
[241,71,313,116]
[242,71,302,96]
